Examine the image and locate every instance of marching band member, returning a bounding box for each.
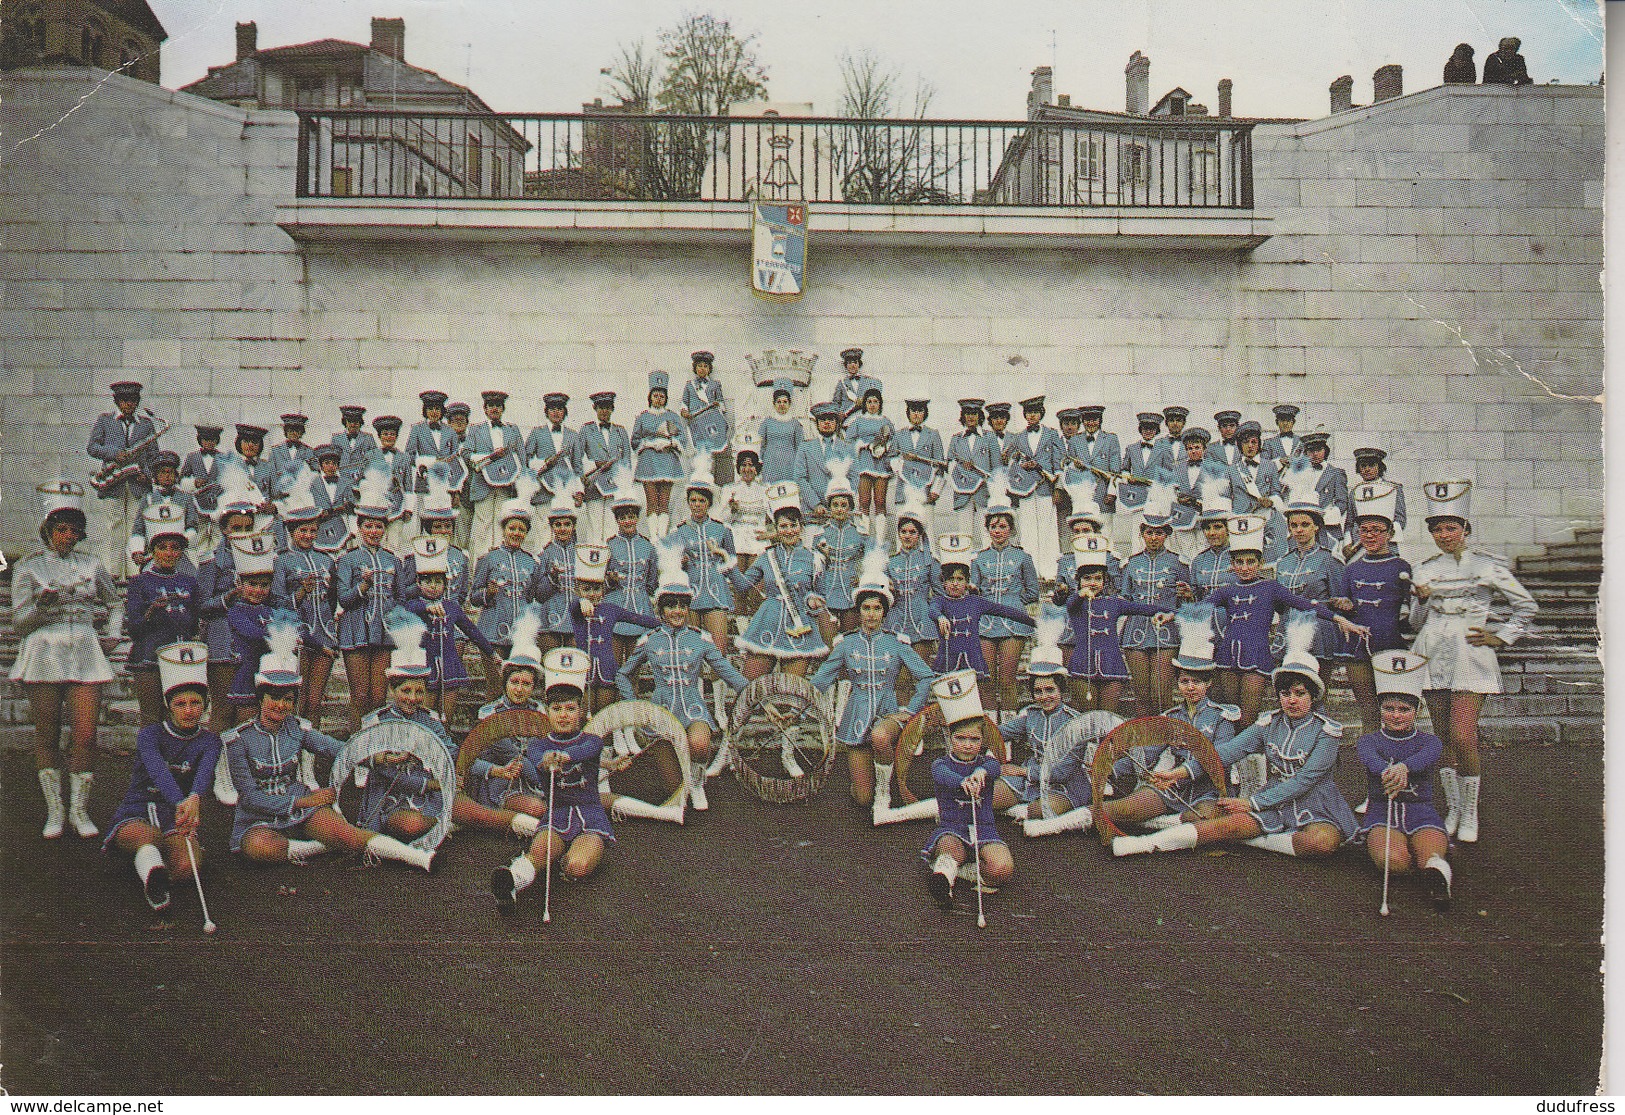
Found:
[1005,396,1065,580]
[812,459,866,642]
[843,387,894,542]
[493,648,633,912]
[196,460,264,741]
[227,424,276,511]
[226,641,435,872]
[12,480,119,839]
[404,390,458,548]
[922,672,1014,911]
[757,380,803,485]
[400,536,495,720]
[1211,410,1244,468]
[524,392,579,530]
[928,532,1035,711]
[830,347,881,418]
[1118,482,1188,717]
[1154,406,1189,465]
[530,497,582,651]
[1169,428,1237,561]
[990,618,1097,838]
[331,405,376,478]
[466,609,548,819]
[793,401,853,522]
[87,380,157,582]
[466,389,523,561]
[179,423,224,561]
[366,415,413,554]
[127,451,200,577]
[573,391,631,544]
[398,466,470,607]
[682,350,731,478]
[670,456,738,655]
[125,502,200,727]
[808,548,935,819]
[1292,431,1350,546]
[271,499,339,729]
[267,413,315,498]
[886,485,942,675]
[604,472,659,663]
[305,444,355,555]
[1187,482,1239,600]
[1357,650,1453,911]
[719,431,770,573]
[471,495,539,702]
[1337,481,1414,744]
[1348,447,1407,548]
[103,642,220,913]
[1055,482,1121,598]
[892,398,944,508]
[728,482,829,680]
[616,542,750,810]
[1065,405,1119,521]
[974,472,1040,718]
[632,371,688,540]
[1410,480,1536,844]
[1053,535,1173,714]
[947,399,995,544]
[1274,482,1351,700]
[1117,412,1169,551]
[567,542,658,714]
[444,400,474,552]
[1260,404,1302,468]
[223,533,285,723]
[1113,615,1356,860]
[1100,606,1233,834]
[334,467,403,734]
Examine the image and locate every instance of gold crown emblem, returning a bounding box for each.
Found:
[745,349,818,387]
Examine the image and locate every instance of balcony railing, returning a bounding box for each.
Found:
[294,111,1255,209]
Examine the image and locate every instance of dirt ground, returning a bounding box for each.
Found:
[0,737,1603,1096]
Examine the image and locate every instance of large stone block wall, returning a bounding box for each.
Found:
[1,69,1602,557]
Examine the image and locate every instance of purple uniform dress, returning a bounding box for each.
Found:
[569,599,658,686]
[103,719,222,848]
[225,601,274,705]
[401,596,496,690]
[1333,550,1412,661]
[927,593,1036,677]
[921,751,1006,860]
[1054,589,1166,681]
[1354,727,1446,840]
[524,731,615,844]
[125,568,200,670]
[1204,578,1340,675]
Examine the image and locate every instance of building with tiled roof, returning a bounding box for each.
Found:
[0,0,166,84]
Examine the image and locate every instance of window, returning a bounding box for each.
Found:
[1188,144,1219,198]
[1121,143,1149,185]
[490,154,504,197]
[1074,136,1104,182]
[80,19,106,68]
[287,76,325,108]
[465,132,483,192]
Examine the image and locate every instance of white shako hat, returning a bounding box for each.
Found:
[765,481,801,518]
[1271,612,1324,700]
[1071,534,1115,571]
[983,467,1013,521]
[895,482,931,535]
[733,428,761,456]
[935,531,977,567]
[685,453,717,499]
[1064,480,1105,528]
[504,605,545,674]
[384,607,432,680]
[1027,611,1067,676]
[38,478,86,517]
[853,544,893,608]
[252,613,302,687]
[608,461,643,513]
[932,669,985,729]
[142,500,189,545]
[157,640,209,698]
[541,646,590,695]
[1422,479,1472,527]
[1227,514,1268,554]
[497,497,534,527]
[1196,476,1233,524]
[231,532,277,577]
[412,535,450,576]
[544,493,578,523]
[1170,602,1218,672]
[1350,480,1400,526]
[575,542,610,582]
[824,455,855,502]
[1371,649,1428,703]
[1140,478,1176,530]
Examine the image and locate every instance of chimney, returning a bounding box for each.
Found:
[235,21,257,61]
[1057,93,1071,107]
[370,17,405,62]
[1373,63,1403,102]
[1330,74,1354,113]
[1126,51,1150,115]
[1028,66,1053,116]
[1217,78,1232,118]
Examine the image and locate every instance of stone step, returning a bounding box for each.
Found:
[1530,539,1604,563]
[1513,555,1604,579]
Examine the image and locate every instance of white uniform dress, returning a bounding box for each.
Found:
[1410,547,1537,694]
[9,550,117,684]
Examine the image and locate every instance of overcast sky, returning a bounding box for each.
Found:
[151,0,1603,120]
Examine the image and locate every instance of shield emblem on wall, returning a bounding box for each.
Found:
[752,203,805,303]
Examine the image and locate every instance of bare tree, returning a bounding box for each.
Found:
[835,50,958,204]
[656,12,769,116]
[602,39,657,110]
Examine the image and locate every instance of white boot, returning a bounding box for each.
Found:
[873,798,939,825]
[134,844,171,911]
[705,740,732,778]
[1438,767,1460,836]
[609,795,685,824]
[927,853,956,908]
[492,853,537,912]
[284,837,329,865]
[38,768,64,840]
[1004,805,1029,821]
[1113,822,1198,856]
[1142,813,1184,831]
[213,756,239,805]
[1423,854,1454,911]
[1022,805,1093,838]
[872,761,895,813]
[67,771,99,838]
[365,833,436,873]
[1457,775,1480,843]
[510,812,540,839]
[299,749,317,789]
[689,759,709,811]
[1244,832,1298,856]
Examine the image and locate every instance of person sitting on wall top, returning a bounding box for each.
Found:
[1482,37,1531,86]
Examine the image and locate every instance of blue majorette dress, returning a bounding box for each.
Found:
[927,594,1036,677]
[103,719,222,848]
[532,539,578,637]
[1214,709,1357,839]
[1271,543,1348,660]
[844,413,895,478]
[616,623,750,729]
[631,409,688,482]
[670,515,736,612]
[997,702,1089,808]
[886,546,942,644]
[808,630,935,747]
[815,520,867,612]
[1118,550,1189,652]
[334,543,401,651]
[921,751,1006,861]
[1353,727,1446,840]
[524,731,615,844]
[470,544,538,650]
[758,415,803,485]
[727,543,828,659]
[355,705,457,829]
[223,715,345,851]
[466,696,544,809]
[1122,697,1238,813]
[607,532,658,637]
[272,546,338,653]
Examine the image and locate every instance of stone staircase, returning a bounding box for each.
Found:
[0,527,1604,745]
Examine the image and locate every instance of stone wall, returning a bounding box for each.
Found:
[0,69,1602,557]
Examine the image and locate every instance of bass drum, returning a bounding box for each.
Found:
[893,706,1007,806]
[727,673,836,804]
[329,718,458,852]
[1089,715,1228,847]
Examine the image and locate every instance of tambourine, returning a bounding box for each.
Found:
[330,718,458,852]
[727,673,836,804]
[1089,716,1228,847]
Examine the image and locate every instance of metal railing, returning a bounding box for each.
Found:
[294,111,1255,209]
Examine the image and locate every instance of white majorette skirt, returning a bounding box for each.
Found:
[1413,613,1504,694]
[10,622,114,684]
